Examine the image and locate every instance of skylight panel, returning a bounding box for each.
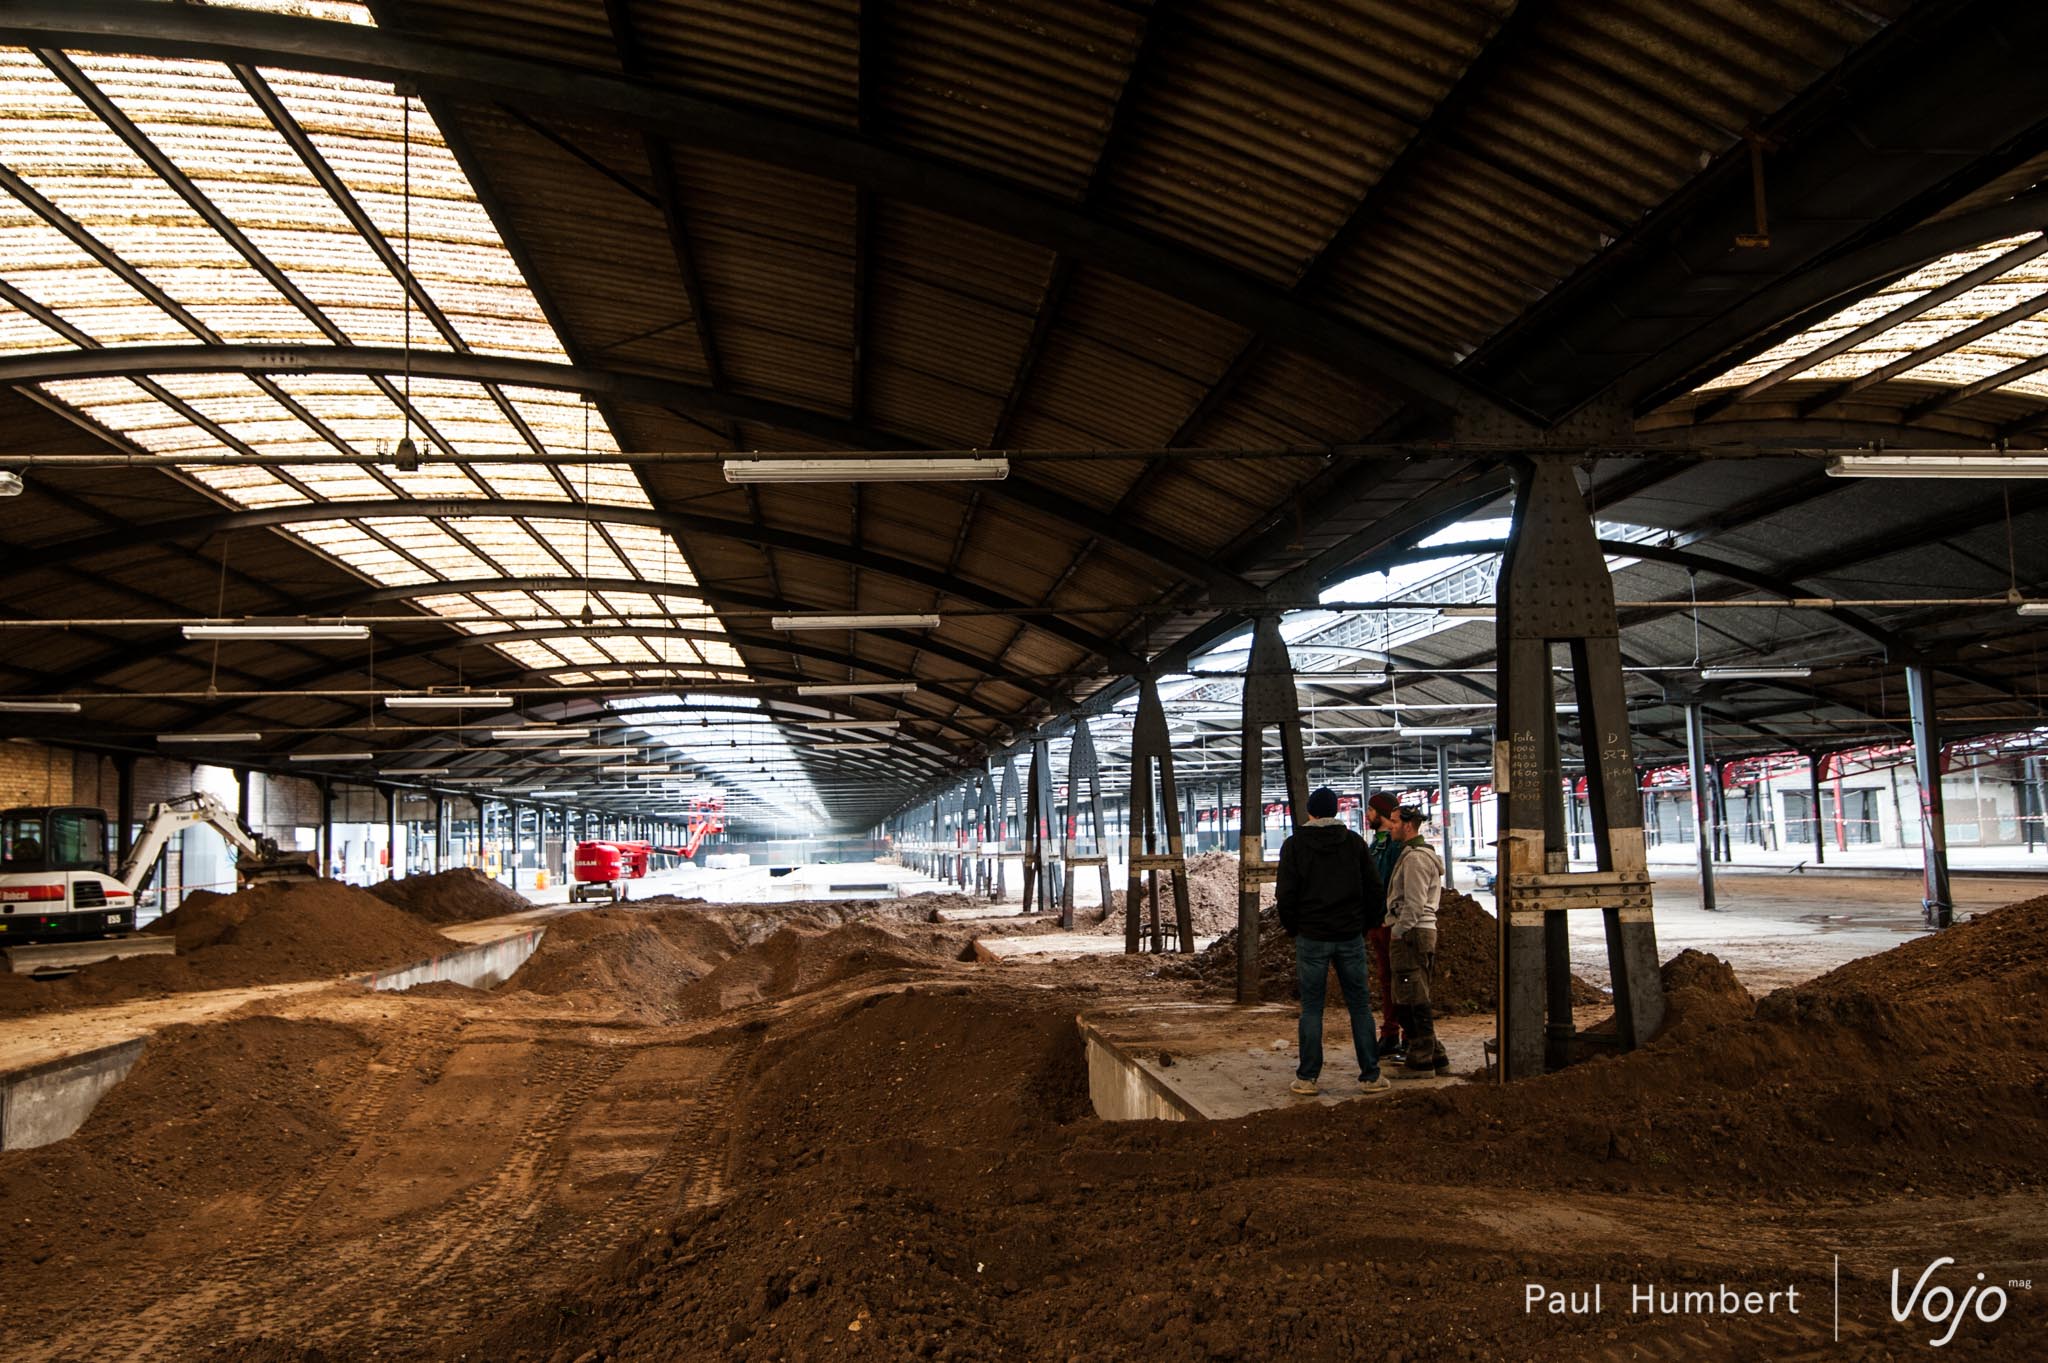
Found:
[3,32,747,714]
[1695,234,2044,394]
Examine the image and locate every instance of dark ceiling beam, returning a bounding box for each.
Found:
[0,344,1249,595]
[1107,2,1552,522]
[1466,0,2048,421]
[7,0,1521,421]
[0,497,1143,670]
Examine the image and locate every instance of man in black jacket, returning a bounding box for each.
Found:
[1276,787,1391,1096]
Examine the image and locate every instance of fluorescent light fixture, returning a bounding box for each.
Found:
[1826,454,2048,479]
[770,614,939,631]
[0,700,81,713]
[605,763,672,773]
[1700,666,1812,680]
[558,746,633,757]
[725,456,1008,484]
[800,719,901,730]
[816,741,891,751]
[288,752,373,763]
[157,731,262,744]
[183,623,370,641]
[2018,603,2048,617]
[1439,606,1496,618]
[383,766,450,776]
[447,776,503,785]
[1397,726,1473,738]
[490,727,592,741]
[0,470,22,497]
[795,682,920,697]
[385,694,513,709]
[1347,672,1390,685]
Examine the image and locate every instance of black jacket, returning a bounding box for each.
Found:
[1275,820,1387,941]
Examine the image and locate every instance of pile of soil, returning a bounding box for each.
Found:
[1162,888,1597,1012]
[457,903,2048,1363]
[0,880,461,1015]
[1084,850,1266,936]
[369,867,533,924]
[507,906,740,1019]
[676,921,940,1018]
[0,1016,372,1265]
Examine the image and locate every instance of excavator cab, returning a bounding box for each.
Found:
[1,807,108,875]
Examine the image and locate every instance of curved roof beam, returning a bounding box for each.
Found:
[0,497,1142,670]
[3,1,1526,422]
[0,344,1250,595]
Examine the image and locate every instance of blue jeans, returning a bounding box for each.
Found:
[1296,935,1381,1082]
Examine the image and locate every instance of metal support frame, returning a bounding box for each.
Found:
[114,753,135,866]
[1061,719,1112,931]
[1020,738,1057,917]
[1125,675,1193,955]
[1807,752,1827,865]
[1684,704,1717,913]
[1907,663,1953,929]
[1495,457,1663,1083]
[1436,743,1455,890]
[1235,615,1309,1000]
[995,760,1021,901]
[385,786,398,881]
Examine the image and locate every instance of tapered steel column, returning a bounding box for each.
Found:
[1907,664,1953,928]
[1807,753,1826,865]
[1235,615,1309,1001]
[1126,676,1193,955]
[1062,720,1111,929]
[1496,456,1662,1082]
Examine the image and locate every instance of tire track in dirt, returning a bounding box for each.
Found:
[8,1019,463,1363]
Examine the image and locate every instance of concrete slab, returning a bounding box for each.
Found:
[1076,1000,1524,1121]
[359,927,545,992]
[0,1037,146,1149]
[933,905,1044,923]
[3,933,177,975]
[972,932,1221,963]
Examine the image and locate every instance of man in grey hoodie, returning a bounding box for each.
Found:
[1385,804,1450,1073]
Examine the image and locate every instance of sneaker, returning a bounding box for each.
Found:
[1289,1077,1319,1096]
[1433,1053,1453,1074]
[1357,1075,1391,1094]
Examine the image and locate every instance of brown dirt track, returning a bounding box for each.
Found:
[0,883,2041,1362]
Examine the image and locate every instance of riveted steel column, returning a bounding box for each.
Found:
[1496,456,1662,1082]
[1236,615,1310,1002]
[1907,664,1953,928]
[1062,719,1111,930]
[1684,704,1717,913]
[1020,738,1056,917]
[1808,753,1827,866]
[996,761,1021,900]
[1126,675,1194,955]
[1436,743,1455,890]
[386,786,399,881]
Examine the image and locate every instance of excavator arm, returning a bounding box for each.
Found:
[116,793,316,893]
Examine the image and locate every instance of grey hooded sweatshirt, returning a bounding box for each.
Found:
[1385,836,1443,938]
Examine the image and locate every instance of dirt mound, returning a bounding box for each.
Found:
[1084,850,1265,936]
[369,867,532,924]
[0,1016,372,1267]
[507,906,739,1018]
[1657,947,1753,1032]
[0,880,461,1015]
[676,920,939,1017]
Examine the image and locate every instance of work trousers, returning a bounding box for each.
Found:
[1294,934,1381,1083]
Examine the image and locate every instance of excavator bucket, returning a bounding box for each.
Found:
[237,850,319,884]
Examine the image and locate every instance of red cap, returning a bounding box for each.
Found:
[1367,793,1399,817]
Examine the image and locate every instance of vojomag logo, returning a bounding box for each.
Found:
[1891,1258,2008,1347]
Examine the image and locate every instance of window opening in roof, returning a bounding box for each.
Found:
[0,36,739,698]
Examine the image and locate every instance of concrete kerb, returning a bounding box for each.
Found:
[0,925,549,1150]
[0,1036,146,1150]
